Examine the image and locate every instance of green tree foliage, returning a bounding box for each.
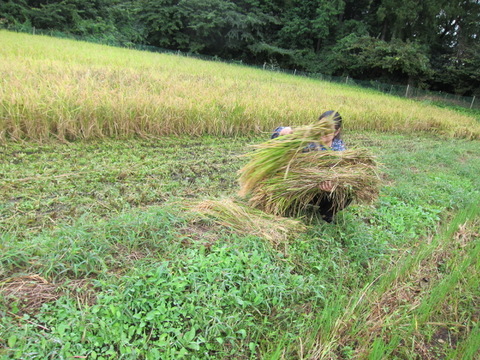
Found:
[107,0,146,45]
[439,44,480,96]
[136,0,185,48]
[277,0,344,51]
[324,34,432,86]
[138,0,281,61]
[0,0,144,45]
[0,0,30,28]
[177,0,257,56]
[429,0,480,94]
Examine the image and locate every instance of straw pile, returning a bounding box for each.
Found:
[192,198,307,247]
[238,119,380,217]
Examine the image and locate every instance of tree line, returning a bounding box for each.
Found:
[2,0,479,95]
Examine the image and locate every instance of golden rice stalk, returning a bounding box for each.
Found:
[238,119,336,196]
[192,198,307,246]
[247,149,380,217]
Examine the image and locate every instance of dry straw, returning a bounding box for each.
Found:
[191,198,306,247]
[238,119,380,216]
[238,119,338,196]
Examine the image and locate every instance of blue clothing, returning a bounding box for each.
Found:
[304,138,346,151]
[270,126,286,139]
[270,127,346,151]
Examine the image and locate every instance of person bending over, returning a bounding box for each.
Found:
[271,110,349,222]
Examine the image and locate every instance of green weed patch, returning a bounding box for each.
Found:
[1,134,479,358]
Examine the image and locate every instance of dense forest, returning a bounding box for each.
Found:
[1,0,479,95]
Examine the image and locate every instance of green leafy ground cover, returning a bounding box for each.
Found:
[1,133,479,359]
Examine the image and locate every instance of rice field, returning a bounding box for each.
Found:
[1,30,480,359]
[1,29,480,143]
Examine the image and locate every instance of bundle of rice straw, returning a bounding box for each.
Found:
[238,119,380,217]
[192,198,306,247]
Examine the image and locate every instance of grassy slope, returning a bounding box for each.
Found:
[1,133,479,359]
[1,31,479,359]
[1,30,480,142]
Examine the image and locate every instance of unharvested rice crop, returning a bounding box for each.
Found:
[239,119,380,217]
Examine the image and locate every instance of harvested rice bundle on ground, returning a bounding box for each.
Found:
[238,119,336,197]
[192,198,307,246]
[238,119,380,217]
[248,149,380,217]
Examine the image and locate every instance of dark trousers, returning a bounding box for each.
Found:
[310,195,352,223]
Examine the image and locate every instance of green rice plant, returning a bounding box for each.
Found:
[238,119,337,196]
[238,119,380,216]
[249,149,380,216]
[191,197,307,247]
